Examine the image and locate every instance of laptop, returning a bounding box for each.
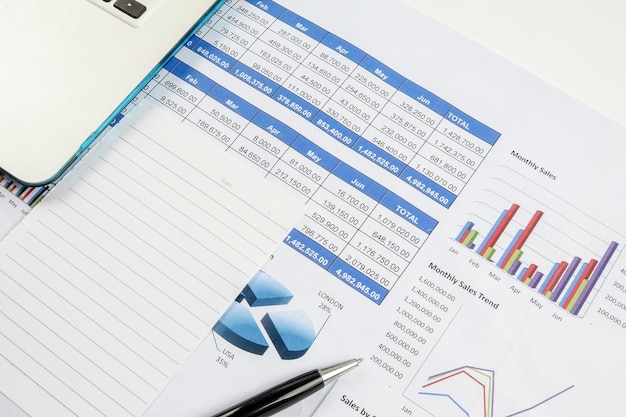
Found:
[0,0,222,185]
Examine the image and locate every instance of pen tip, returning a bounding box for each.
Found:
[356,358,363,364]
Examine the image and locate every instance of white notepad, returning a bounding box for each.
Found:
[0,102,304,417]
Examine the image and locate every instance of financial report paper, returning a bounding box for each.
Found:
[137,0,626,416]
[3,0,626,416]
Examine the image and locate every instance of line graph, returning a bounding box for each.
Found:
[419,366,494,417]
[416,365,573,417]
[504,385,574,417]
[401,299,586,417]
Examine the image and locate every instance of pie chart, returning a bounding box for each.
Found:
[213,270,316,359]
[212,302,270,355]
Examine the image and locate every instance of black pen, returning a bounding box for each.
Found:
[210,358,362,417]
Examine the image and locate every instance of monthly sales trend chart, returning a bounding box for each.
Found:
[419,366,495,417]
[418,365,574,417]
[456,203,619,315]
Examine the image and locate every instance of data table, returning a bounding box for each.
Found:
[125,0,499,303]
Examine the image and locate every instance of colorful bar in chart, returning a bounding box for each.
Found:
[455,203,619,316]
[0,174,50,207]
[476,204,519,258]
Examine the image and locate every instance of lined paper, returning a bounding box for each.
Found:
[0,101,304,417]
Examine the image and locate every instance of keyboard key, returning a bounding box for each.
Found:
[114,0,147,19]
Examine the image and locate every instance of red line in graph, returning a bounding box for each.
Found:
[423,369,489,417]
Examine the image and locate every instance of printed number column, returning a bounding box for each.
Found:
[235,5,296,91]
[282,139,341,267]
[148,58,207,121]
[310,35,366,147]
[334,187,437,305]
[236,112,298,180]
[270,132,335,200]
[327,164,389,304]
[263,10,336,120]
[390,81,451,207]
[426,108,500,195]
[193,0,233,39]
[186,0,252,74]
[203,0,280,93]
[350,57,405,175]
[140,2,228,119]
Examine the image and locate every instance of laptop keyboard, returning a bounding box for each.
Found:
[112,0,147,19]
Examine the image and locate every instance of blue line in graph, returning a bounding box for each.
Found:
[418,391,470,417]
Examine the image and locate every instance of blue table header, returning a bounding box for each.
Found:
[252,112,299,145]
[445,107,500,145]
[278,9,327,42]
[209,85,258,120]
[380,193,438,233]
[164,57,179,72]
[320,33,366,64]
[171,60,216,94]
[247,0,285,19]
[292,136,340,171]
[360,56,404,89]
[332,163,386,202]
[399,80,450,117]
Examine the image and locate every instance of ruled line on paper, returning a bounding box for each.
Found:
[0,254,169,383]
[53,197,214,328]
[126,125,291,238]
[107,139,276,258]
[0,101,305,417]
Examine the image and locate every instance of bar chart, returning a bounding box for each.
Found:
[452,167,624,316]
[0,174,50,207]
[455,197,619,315]
[456,202,618,315]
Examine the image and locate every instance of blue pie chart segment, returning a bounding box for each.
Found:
[213,302,269,355]
[237,270,294,307]
[261,310,316,360]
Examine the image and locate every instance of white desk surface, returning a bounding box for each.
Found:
[401,0,626,127]
[2,1,624,416]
